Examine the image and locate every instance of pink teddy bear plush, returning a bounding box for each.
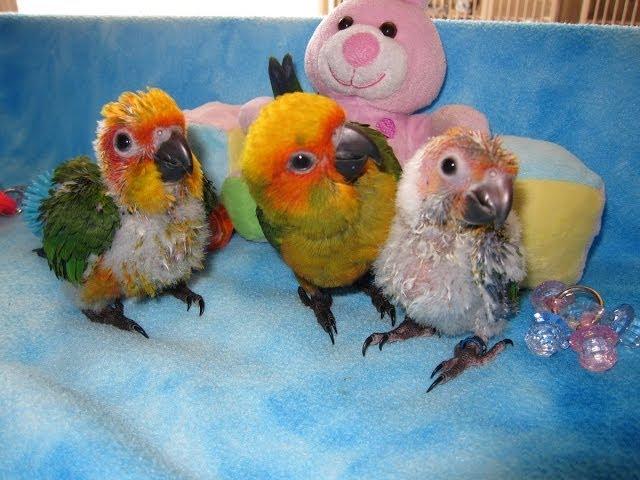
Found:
[304,0,489,165]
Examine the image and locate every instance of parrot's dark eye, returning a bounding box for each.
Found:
[441,157,457,176]
[338,16,354,30]
[115,133,132,153]
[288,152,317,174]
[379,22,397,38]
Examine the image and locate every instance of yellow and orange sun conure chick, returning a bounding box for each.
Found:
[24,88,217,338]
[241,92,401,344]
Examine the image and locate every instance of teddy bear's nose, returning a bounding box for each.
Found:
[342,32,380,67]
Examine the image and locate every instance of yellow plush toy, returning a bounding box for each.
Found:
[505,136,605,287]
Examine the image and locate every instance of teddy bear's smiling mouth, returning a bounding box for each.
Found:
[329,64,386,90]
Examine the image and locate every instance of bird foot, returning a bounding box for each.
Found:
[82,299,148,338]
[358,273,396,326]
[298,287,337,344]
[427,336,513,393]
[362,316,436,356]
[167,282,205,316]
[362,285,396,326]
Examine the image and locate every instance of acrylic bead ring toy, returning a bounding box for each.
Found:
[525,281,637,372]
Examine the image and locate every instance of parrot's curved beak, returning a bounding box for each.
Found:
[154,131,193,183]
[334,123,381,183]
[463,170,514,227]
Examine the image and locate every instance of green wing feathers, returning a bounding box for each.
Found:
[202,173,219,217]
[256,207,283,254]
[39,156,120,284]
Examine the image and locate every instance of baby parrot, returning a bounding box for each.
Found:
[241,92,401,344]
[27,88,213,337]
[363,129,525,391]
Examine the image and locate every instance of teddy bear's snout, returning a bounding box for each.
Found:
[342,32,380,67]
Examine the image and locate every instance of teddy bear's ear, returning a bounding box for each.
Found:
[401,0,428,8]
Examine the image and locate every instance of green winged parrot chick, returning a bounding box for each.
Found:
[26,88,215,337]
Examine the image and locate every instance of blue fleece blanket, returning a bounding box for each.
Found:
[1,17,639,479]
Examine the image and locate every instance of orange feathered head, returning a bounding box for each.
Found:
[241,92,382,222]
[94,88,203,214]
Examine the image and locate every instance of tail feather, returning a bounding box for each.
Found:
[22,170,53,238]
[269,54,303,97]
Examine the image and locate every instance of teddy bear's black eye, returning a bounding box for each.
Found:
[379,22,397,38]
[288,152,317,174]
[338,16,354,30]
[441,157,457,175]
[115,133,132,153]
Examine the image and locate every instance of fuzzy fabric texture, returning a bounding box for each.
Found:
[0,16,639,479]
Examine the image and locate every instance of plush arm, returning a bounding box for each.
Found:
[238,96,273,133]
[431,104,490,136]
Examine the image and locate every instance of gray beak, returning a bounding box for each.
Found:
[154,131,193,183]
[463,170,514,227]
[334,123,381,183]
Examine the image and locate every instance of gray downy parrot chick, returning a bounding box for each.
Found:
[362,128,526,392]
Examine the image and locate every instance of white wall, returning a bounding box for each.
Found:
[17,0,320,17]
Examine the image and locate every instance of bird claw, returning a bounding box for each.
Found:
[169,283,205,316]
[131,322,149,339]
[372,296,396,326]
[185,293,205,316]
[361,282,396,326]
[425,336,513,393]
[320,309,338,344]
[362,317,435,357]
[427,374,445,393]
[430,360,446,379]
[184,295,205,316]
[82,301,149,338]
[326,326,335,345]
[298,287,337,344]
[319,312,337,344]
[361,332,388,356]
[362,336,373,356]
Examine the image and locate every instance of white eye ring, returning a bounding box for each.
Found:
[287,151,318,174]
[113,129,139,158]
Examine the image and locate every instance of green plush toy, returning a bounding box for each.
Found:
[187,121,266,242]
[220,134,266,242]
